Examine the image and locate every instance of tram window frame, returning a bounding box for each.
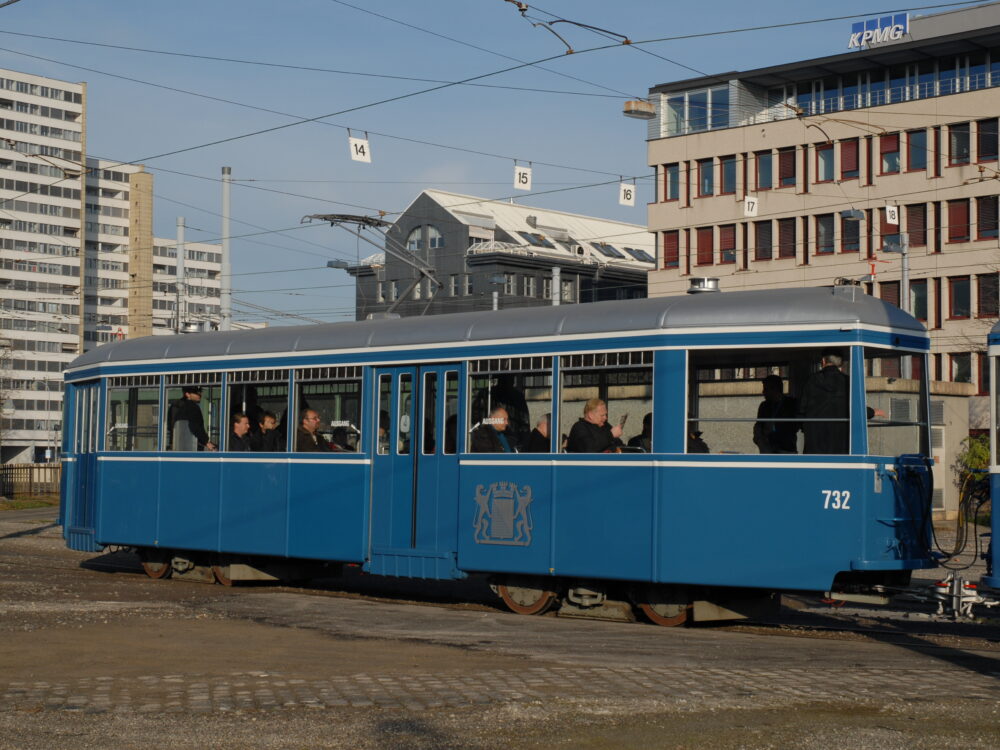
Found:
[422,371,438,455]
[164,374,222,451]
[863,348,928,457]
[444,370,459,454]
[294,366,362,452]
[397,372,413,455]
[106,375,160,452]
[467,356,554,453]
[377,373,391,455]
[227,369,290,452]
[687,348,857,456]
[559,351,653,454]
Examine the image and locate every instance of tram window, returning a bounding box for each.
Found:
[468,356,553,452]
[228,370,289,451]
[164,375,221,451]
[295,366,362,452]
[687,348,854,455]
[444,370,459,454]
[377,374,390,455]
[398,373,412,454]
[864,348,928,456]
[560,352,652,453]
[107,376,160,451]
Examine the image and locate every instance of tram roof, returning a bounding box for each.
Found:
[68,286,924,371]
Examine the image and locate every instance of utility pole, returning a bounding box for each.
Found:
[552,266,561,306]
[220,166,232,331]
[175,216,185,334]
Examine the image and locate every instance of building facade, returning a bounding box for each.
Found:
[644,4,1000,422]
[0,68,222,463]
[345,190,655,319]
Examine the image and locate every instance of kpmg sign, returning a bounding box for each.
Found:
[848,13,909,49]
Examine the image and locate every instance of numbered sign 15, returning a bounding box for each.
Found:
[514,165,532,191]
[619,183,636,207]
[349,136,372,164]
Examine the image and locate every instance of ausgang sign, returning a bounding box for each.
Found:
[848,13,909,49]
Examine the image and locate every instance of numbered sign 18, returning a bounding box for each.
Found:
[743,196,758,217]
[349,136,372,164]
[884,205,899,226]
[514,165,532,191]
[619,183,636,207]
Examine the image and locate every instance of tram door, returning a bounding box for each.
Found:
[369,365,461,573]
[64,381,101,550]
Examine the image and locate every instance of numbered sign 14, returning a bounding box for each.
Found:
[514,165,532,191]
[349,136,372,164]
[619,183,636,207]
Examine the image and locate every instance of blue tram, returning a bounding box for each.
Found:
[60,286,937,624]
[983,321,1000,593]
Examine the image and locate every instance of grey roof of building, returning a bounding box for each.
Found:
[67,286,924,370]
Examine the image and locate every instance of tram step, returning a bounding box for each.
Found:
[556,598,636,622]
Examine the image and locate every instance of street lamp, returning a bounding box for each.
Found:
[326,259,350,270]
[488,274,505,311]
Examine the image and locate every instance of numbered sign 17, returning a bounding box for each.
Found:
[349,136,372,164]
[514,165,532,191]
[619,183,636,207]
[743,196,758,217]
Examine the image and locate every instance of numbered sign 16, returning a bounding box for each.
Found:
[743,196,758,217]
[619,183,636,207]
[349,136,372,164]
[514,165,532,191]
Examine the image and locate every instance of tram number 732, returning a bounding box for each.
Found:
[821,490,851,510]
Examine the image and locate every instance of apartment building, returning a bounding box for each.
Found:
[0,68,222,463]
[644,4,1000,428]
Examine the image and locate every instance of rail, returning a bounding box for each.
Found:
[0,463,61,498]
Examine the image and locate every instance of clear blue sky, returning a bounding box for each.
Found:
[0,0,982,323]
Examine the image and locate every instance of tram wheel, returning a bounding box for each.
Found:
[139,549,173,580]
[637,601,690,627]
[497,583,558,616]
[212,564,234,587]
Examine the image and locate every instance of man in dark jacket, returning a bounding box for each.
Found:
[471,407,514,453]
[522,413,551,453]
[566,398,624,453]
[753,375,799,454]
[168,386,216,451]
[296,409,331,452]
[798,351,849,454]
[251,411,283,451]
[228,412,252,452]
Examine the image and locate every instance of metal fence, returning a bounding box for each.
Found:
[0,463,61,498]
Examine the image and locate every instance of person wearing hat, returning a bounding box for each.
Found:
[168,385,217,451]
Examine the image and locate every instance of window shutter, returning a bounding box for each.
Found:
[977,195,998,237]
[663,231,679,268]
[906,204,927,246]
[696,227,714,265]
[719,224,736,264]
[880,280,900,307]
[778,218,796,258]
[879,133,899,154]
[948,199,970,242]
[778,149,795,182]
[841,139,859,173]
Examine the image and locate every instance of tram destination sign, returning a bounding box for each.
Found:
[848,13,908,49]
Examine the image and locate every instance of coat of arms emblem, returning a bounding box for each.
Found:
[472,481,533,546]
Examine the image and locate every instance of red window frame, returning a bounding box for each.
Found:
[815,143,834,183]
[696,158,714,197]
[754,220,772,261]
[906,129,927,172]
[948,275,971,320]
[777,217,796,259]
[978,118,999,163]
[663,163,680,202]
[977,195,998,240]
[719,224,736,264]
[879,133,900,174]
[948,122,971,166]
[777,148,796,188]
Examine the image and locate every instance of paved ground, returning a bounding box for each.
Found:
[2,506,999,749]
